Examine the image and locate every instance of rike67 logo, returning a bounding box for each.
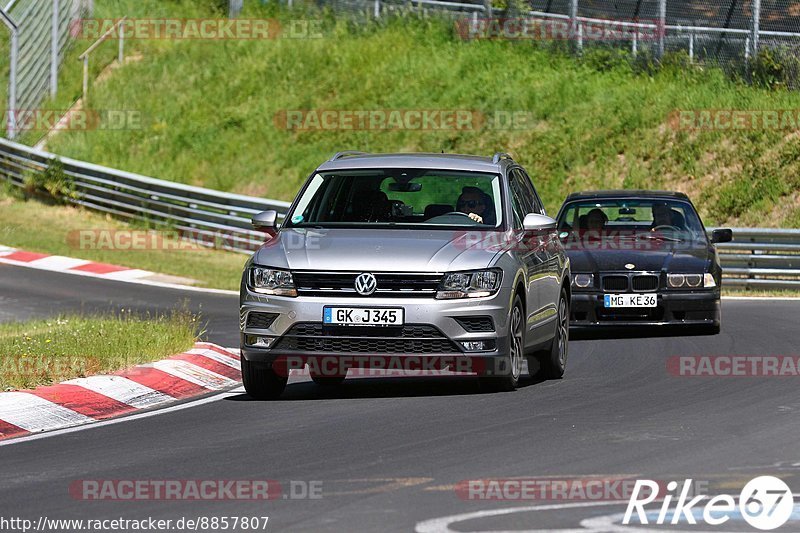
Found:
[624,476,794,530]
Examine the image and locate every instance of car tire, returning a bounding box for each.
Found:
[241,356,288,400]
[311,375,346,386]
[530,288,569,380]
[479,295,524,392]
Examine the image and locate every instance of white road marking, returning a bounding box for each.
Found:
[63,376,173,408]
[186,347,242,369]
[27,256,91,270]
[414,502,622,533]
[0,387,244,447]
[104,269,156,280]
[0,392,94,432]
[152,360,238,390]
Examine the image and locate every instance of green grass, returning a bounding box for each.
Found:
[26,2,798,228]
[0,186,246,290]
[0,311,200,390]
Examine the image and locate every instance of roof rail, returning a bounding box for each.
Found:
[492,152,513,164]
[330,151,369,161]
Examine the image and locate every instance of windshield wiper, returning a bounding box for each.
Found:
[641,234,684,243]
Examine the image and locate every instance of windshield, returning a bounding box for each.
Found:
[557,198,707,245]
[285,169,503,229]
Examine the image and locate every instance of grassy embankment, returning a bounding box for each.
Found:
[0,311,201,390]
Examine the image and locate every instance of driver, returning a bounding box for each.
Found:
[456,187,487,223]
[651,202,673,230]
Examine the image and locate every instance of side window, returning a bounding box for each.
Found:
[516,169,545,215]
[510,169,536,219]
[508,171,530,229]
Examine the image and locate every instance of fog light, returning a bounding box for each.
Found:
[460,340,496,352]
[246,335,276,348]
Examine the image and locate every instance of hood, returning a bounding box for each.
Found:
[252,228,504,272]
[567,242,712,274]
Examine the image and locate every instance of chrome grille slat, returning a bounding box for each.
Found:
[292,271,443,297]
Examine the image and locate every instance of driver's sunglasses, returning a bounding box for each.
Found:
[458,200,483,209]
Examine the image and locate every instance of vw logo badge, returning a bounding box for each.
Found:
[625,263,636,270]
[355,273,377,296]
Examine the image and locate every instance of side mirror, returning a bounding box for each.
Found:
[252,210,278,230]
[710,228,733,244]
[522,213,557,232]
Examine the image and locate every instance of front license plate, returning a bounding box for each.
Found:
[323,307,404,326]
[604,294,658,308]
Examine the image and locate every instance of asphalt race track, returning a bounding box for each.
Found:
[2,262,800,532]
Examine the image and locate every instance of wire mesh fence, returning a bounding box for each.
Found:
[235,0,800,87]
[1,0,92,139]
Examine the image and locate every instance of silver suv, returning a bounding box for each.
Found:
[239,152,571,399]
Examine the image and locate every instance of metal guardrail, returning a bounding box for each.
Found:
[0,138,798,288]
[713,228,800,290]
[0,137,291,253]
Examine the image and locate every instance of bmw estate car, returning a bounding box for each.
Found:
[555,190,732,333]
[239,152,571,399]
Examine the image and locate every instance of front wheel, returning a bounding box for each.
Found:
[530,288,569,380]
[479,295,524,392]
[241,356,288,400]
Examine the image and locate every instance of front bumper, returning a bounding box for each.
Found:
[569,290,720,328]
[239,286,515,373]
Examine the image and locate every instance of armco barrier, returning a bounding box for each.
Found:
[0,138,290,253]
[0,137,798,289]
[712,228,800,290]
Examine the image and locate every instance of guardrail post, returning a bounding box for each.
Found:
[50,0,60,98]
[751,0,760,58]
[657,0,665,58]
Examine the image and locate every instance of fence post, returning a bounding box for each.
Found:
[658,0,665,58]
[374,0,380,18]
[689,31,694,62]
[50,0,60,98]
[751,0,760,58]
[1,8,18,139]
[570,0,580,52]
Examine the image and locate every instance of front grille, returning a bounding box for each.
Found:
[632,275,659,292]
[454,316,495,332]
[246,312,279,329]
[292,272,442,298]
[272,323,460,354]
[603,275,629,292]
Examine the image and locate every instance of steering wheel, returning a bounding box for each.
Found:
[652,225,681,233]
[443,211,474,218]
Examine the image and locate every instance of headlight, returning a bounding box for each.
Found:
[437,269,502,299]
[249,267,297,296]
[668,273,715,289]
[572,273,594,289]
